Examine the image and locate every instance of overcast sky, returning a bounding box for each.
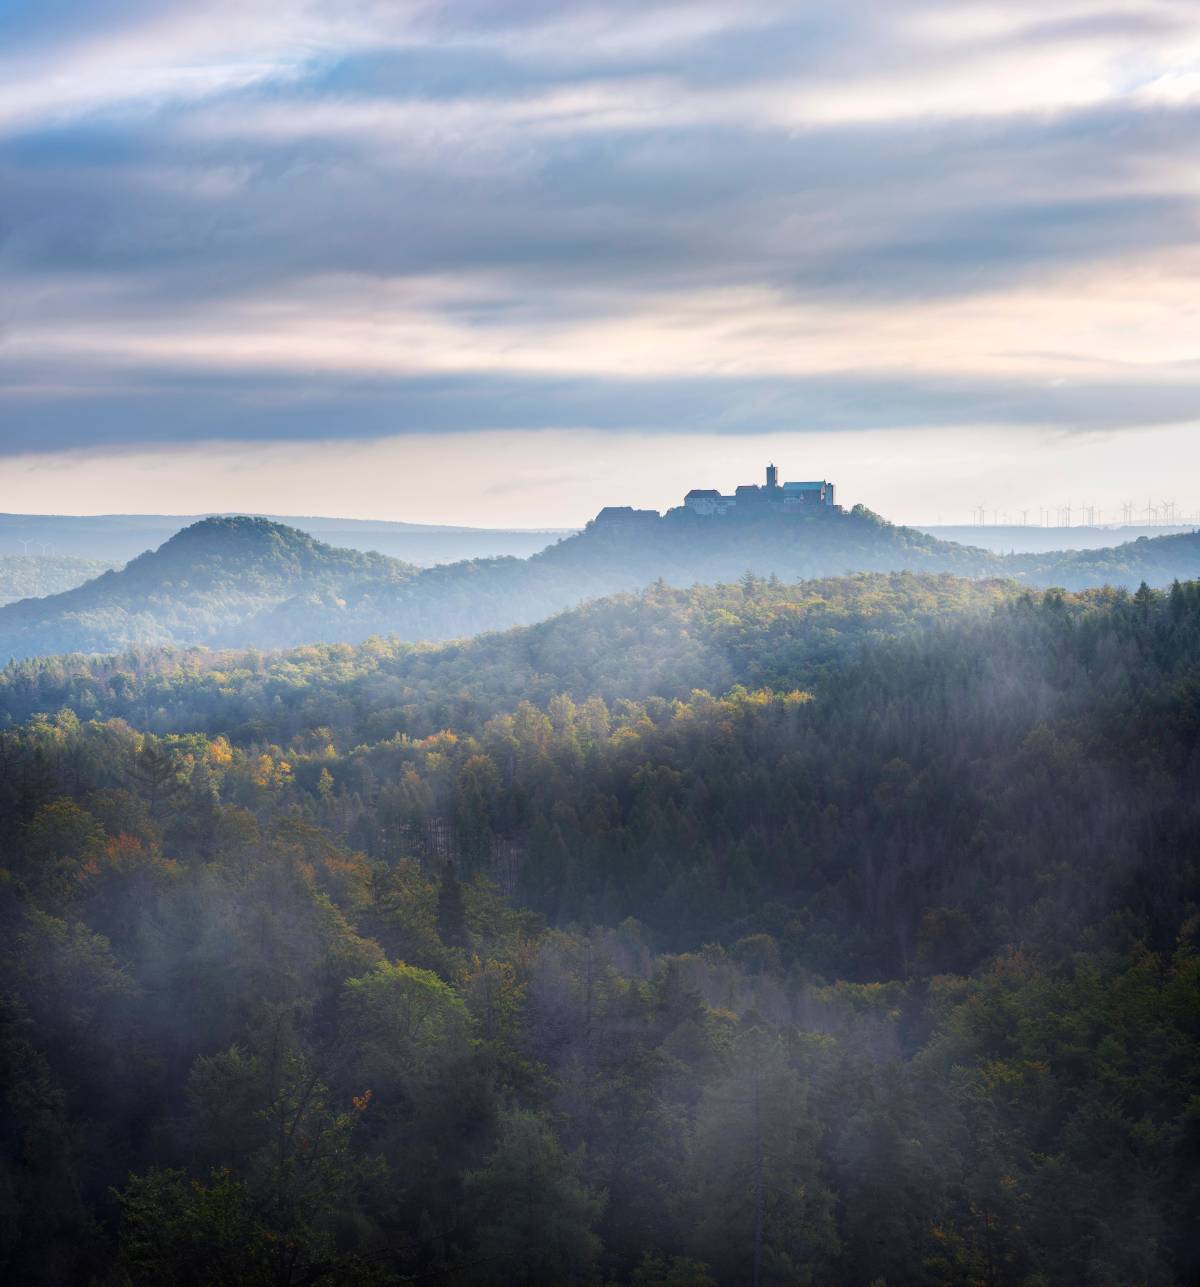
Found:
[2,0,1199,526]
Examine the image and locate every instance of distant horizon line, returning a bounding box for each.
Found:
[0,510,577,535]
[2,507,1199,536]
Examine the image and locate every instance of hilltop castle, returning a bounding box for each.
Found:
[594,464,839,527]
[684,463,836,515]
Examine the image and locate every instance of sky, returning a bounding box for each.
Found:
[2,0,1199,527]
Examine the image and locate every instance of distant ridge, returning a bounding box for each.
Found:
[0,554,115,606]
[918,523,1198,554]
[0,511,574,565]
[0,572,1019,736]
[2,508,1200,661]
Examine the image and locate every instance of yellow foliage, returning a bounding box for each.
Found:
[249,754,274,788]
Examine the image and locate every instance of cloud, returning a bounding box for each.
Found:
[2,360,1199,458]
[1,0,1199,465]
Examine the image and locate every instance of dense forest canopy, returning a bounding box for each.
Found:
[2,509,1199,661]
[0,572,1018,742]
[3,571,1199,1284]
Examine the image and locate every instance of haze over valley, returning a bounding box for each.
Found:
[4,488,1200,662]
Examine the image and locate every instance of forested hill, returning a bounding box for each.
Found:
[0,507,997,659]
[0,517,417,659]
[3,576,1200,1284]
[0,572,1018,739]
[3,508,1200,661]
[0,554,114,606]
[1013,526,1200,587]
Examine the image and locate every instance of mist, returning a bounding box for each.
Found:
[4,572,1200,1283]
[5,0,1200,1281]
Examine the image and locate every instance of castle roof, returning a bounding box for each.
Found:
[595,505,659,522]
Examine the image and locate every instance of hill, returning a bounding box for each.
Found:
[0,517,417,658]
[0,506,1003,660]
[581,508,1200,593]
[917,522,1195,553]
[3,507,1200,662]
[2,574,1198,1285]
[0,572,1018,739]
[1014,527,1200,587]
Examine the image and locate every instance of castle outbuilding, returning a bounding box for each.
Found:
[683,489,733,516]
[593,505,661,528]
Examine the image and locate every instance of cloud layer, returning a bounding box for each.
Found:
[2,0,1199,461]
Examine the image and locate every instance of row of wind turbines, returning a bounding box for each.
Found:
[971,500,1187,527]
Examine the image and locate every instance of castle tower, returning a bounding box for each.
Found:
[766,463,778,490]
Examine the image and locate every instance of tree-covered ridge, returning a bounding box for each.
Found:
[0,572,1018,741]
[29,574,1176,977]
[1013,526,1200,587]
[0,554,115,606]
[2,577,1199,1283]
[2,509,1200,662]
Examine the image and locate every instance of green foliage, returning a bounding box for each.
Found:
[4,507,1198,661]
[686,1024,838,1284]
[0,517,416,659]
[0,554,113,607]
[117,1167,269,1285]
[118,1052,392,1285]
[0,571,1016,739]
[1,574,1199,1283]
[342,960,471,1086]
[465,1107,605,1286]
[629,1253,719,1287]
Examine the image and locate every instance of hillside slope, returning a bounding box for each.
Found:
[2,507,1199,661]
[4,575,1200,1286]
[0,572,1018,738]
[1014,527,1200,588]
[0,555,115,606]
[0,517,416,658]
[0,506,1001,658]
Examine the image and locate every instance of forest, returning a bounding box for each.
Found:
[0,555,114,607]
[3,572,1198,1285]
[3,509,1199,661]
